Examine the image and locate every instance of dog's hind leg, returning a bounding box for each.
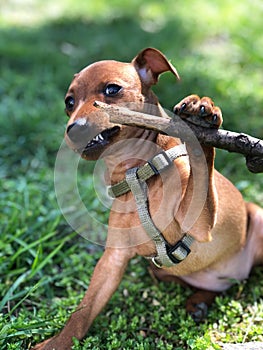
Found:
[149,263,219,322]
[246,202,263,266]
[185,289,219,323]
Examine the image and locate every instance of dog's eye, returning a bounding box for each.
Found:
[65,96,75,112]
[104,84,122,97]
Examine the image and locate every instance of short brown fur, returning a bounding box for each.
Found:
[34,48,263,349]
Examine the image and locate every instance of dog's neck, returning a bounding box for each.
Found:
[103,132,181,186]
[103,129,160,185]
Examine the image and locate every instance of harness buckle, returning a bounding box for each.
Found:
[151,257,162,268]
[166,239,192,264]
[148,151,173,175]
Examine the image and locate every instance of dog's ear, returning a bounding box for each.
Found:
[132,48,180,86]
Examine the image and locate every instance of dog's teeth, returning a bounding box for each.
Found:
[92,134,104,142]
[86,133,105,148]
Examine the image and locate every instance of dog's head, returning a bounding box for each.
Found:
[65,48,179,160]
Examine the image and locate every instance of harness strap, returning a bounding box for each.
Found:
[125,167,176,267]
[108,143,194,268]
[109,143,188,198]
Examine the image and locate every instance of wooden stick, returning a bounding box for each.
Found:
[94,101,263,173]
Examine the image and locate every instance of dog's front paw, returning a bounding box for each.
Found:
[173,94,223,128]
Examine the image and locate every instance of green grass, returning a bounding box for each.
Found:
[0,0,262,349]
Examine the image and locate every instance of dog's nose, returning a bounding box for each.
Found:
[66,118,91,149]
[67,118,87,142]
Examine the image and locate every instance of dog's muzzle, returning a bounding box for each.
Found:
[66,118,120,155]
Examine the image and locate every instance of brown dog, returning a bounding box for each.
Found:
[34,48,263,349]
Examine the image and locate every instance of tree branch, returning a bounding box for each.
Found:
[94,101,263,173]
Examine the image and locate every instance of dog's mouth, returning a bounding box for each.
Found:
[81,126,120,156]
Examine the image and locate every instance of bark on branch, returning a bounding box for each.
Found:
[94,101,263,173]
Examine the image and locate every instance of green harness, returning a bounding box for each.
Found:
[108,143,195,268]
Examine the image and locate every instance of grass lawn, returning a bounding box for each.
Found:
[0,0,262,349]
